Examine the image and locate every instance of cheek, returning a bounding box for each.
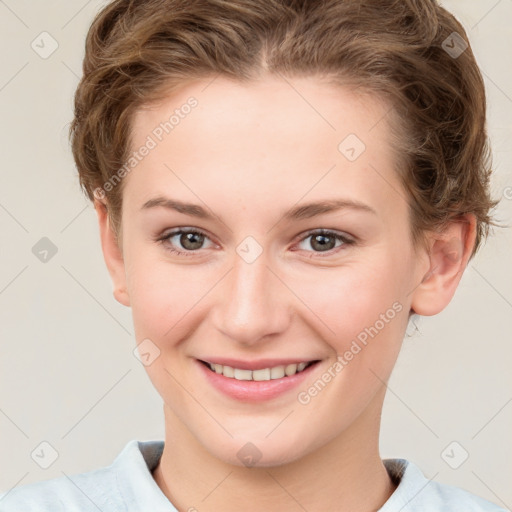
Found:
[301,253,411,368]
[310,260,404,327]
[127,255,215,341]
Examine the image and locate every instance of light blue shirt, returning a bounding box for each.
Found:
[0,440,507,511]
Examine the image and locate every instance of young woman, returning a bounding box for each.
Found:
[1,0,506,510]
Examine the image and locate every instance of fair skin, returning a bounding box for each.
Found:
[95,76,476,512]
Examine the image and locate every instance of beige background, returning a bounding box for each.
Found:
[0,0,511,507]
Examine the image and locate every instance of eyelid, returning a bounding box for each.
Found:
[292,228,355,245]
[291,228,355,257]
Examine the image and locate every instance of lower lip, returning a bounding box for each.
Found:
[196,360,318,402]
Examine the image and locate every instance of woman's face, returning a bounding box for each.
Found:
[109,76,430,467]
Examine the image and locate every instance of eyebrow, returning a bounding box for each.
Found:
[140,196,377,221]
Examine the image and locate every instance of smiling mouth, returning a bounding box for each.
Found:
[199,360,320,381]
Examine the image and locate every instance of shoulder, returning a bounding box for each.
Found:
[0,440,149,512]
[382,459,508,512]
[0,466,119,512]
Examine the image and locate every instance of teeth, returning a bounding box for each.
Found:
[206,361,313,381]
[270,366,285,379]
[252,368,270,381]
[285,363,297,376]
[234,368,252,380]
[223,365,235,378]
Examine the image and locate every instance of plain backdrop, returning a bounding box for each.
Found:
[0,0,511,507]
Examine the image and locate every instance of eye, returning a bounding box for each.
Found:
[294,229,355,257]
[155,227,355,258]
[156,228,214,257]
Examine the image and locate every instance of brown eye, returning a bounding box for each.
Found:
[178,231,205,250]
[309,233,337,252]
[296,229,355,257]
[157,228,213,257]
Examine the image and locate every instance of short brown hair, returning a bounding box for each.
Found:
[70,0,503,258]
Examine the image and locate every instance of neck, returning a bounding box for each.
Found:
[153,388,396,512]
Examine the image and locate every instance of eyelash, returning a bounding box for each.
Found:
[155,228,356,258]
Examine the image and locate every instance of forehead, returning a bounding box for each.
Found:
[131,75,391,150]
[125,75,405,224]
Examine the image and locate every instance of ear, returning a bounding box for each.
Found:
[410,214,477,316]
[94,200,131,307]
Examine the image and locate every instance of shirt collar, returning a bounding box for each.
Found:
[114,440,429,511]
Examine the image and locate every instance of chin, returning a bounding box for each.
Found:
[205,432,316,469]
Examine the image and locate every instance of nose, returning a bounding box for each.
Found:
[211,247,291,346]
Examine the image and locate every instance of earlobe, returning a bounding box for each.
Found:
[410,214,477,317]
[94,199,131,307]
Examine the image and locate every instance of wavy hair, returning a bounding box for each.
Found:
[69,0,503,258]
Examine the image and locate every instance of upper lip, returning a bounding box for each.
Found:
[198,358,320,371]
